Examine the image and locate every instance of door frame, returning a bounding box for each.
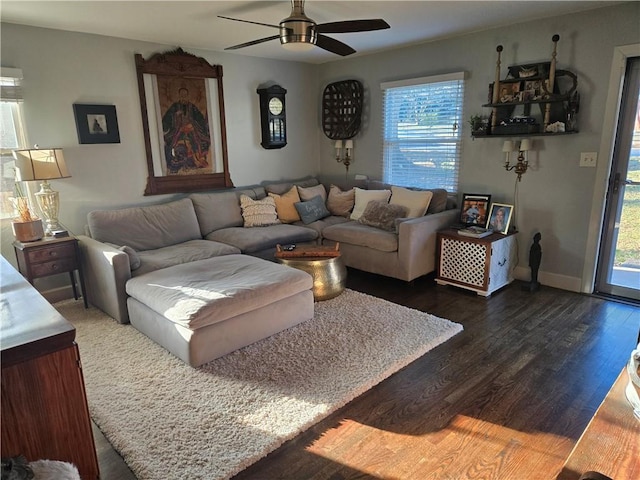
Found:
[583,43,640,294]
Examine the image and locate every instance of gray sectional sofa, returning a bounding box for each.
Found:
[78,176,457,365]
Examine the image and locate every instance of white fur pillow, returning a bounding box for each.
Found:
[240,194,280,227]
[350,188,392,221]
[358,200,408,231]
[30,459,81,480]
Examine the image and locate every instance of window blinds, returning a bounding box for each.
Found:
[0,68,23,102]
[381,72,464,192]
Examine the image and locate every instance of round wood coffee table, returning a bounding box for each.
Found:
[275,244,347,301]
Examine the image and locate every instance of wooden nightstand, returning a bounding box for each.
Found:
[13,236,88,308]
[436,228,517,296]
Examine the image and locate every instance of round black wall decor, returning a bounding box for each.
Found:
[322,80,363,140]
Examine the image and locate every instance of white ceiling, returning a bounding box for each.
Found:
[0,1,624,64]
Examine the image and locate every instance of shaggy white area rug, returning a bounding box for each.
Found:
[56,289,462,480]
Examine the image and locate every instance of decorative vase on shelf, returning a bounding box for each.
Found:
[10,196,44,242]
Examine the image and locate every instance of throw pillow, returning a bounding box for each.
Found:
[350,187,392,221]
[240,194,280,227]
[105,242,141,270]
[326,184,355,217]
[358,200,408,232]
[268,186,301,223]
[297,184,327,202]
[390,186,433,218]
[427,188,449,214]
[294,195,331,225]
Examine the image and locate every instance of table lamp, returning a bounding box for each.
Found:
[13,147,71,235]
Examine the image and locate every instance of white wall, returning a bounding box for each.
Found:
[2,2,639,293]
[316,2,640,291]
[0,23,319,269]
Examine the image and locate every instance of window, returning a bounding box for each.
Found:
[381,72,464,192]
[0,68,27,219]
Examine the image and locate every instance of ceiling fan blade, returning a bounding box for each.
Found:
[224,35,281,51]
[218,15,280,30]
[316,19,390,34]
[316,34,356,56]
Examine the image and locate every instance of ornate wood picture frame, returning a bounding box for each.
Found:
[135,48,233,195]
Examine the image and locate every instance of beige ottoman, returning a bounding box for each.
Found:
[126,254,314,367]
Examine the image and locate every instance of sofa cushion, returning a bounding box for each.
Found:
[189,190,257,235]
[294,214,350,239]
[358,200,408,232]
[126,254,313,329]
[105,242,141,270]
[87,198,202,251]
[322,221,398,252]
[207,224,318,253]
[390,186,433,218]
[294,195,330,224]
[297,183,327,202]
[264,177,319,196]
[268,186,301,223]
[427,189,449,214]
[350,188,392,221]
[132,239,240,277]
[326,184,355,217]
[240,194,280,227]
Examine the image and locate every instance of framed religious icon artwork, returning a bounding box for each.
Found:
[135,48,233,195]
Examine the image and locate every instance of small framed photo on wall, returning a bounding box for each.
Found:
[73,104,120,144]
[486,203,513,234]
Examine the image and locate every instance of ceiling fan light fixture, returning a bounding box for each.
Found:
[220,0,389,57]
[279,19,316,50]
[281,41,315,52]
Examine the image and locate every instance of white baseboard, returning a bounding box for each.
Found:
[514,266,582,293]
[41,285,78,305]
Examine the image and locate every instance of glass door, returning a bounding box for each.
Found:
[595,57,640,302]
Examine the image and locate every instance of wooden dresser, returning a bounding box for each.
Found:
[556,368,640,479]
[0,256,99,479]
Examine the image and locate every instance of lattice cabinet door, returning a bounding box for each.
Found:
[436,230,517,296]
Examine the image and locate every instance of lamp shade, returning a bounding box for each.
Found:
[12,148,70,182]
[502,141,515,152]
[334,140,343,149]
[519,139,532,151]
[344,139,353,149]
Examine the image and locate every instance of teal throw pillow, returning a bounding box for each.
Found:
[294,195,330,225]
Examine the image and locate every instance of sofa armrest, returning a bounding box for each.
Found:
[397,209,459,278]
[77,234,132,324]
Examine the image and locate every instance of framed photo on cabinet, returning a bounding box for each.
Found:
[486,203,513,234]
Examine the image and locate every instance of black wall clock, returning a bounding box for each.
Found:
[257,85,287,149]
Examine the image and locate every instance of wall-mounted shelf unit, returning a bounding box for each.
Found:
[472,35,580,139]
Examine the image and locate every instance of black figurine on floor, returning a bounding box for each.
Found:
[526,232,542,292]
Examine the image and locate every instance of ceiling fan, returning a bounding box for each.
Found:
[218,0,390,56]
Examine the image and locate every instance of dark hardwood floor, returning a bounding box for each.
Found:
[93,269,639,479]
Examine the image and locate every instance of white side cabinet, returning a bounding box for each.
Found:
[436,229,517,296]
